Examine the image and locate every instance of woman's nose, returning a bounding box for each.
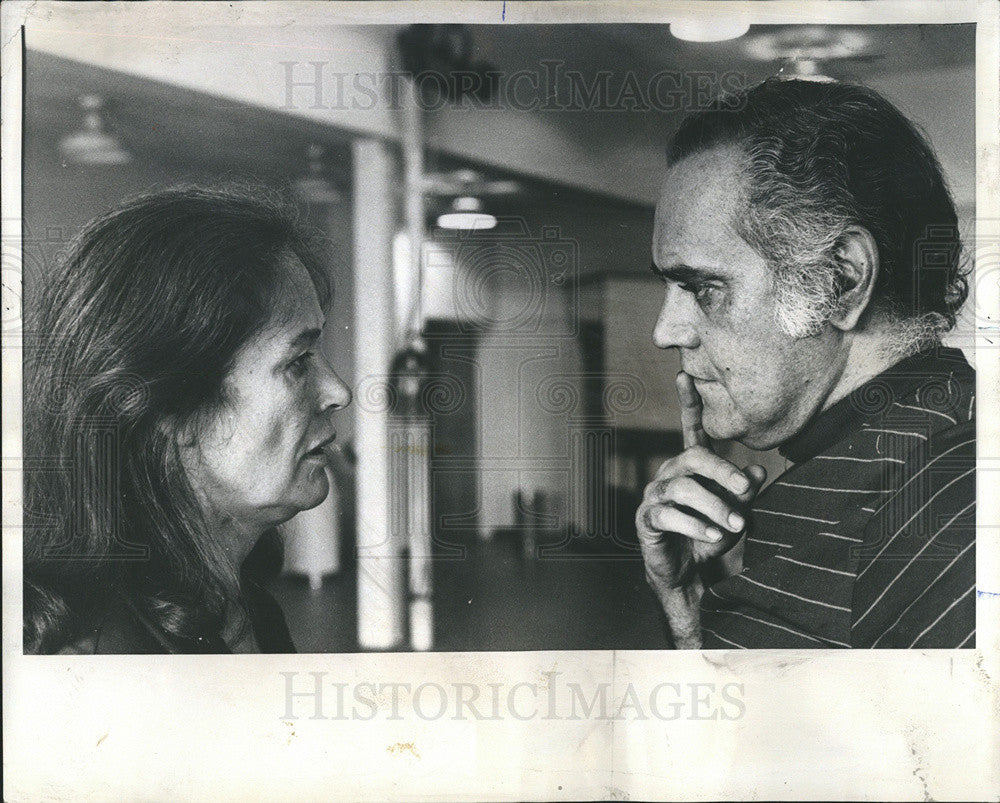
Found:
[316,355,352,411]
[652,285,700,350]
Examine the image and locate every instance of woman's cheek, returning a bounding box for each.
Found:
[259,410,287,455]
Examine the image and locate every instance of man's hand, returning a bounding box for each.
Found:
[636,372,767,647]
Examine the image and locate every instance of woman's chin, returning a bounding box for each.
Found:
[262,472,331,527]
[297,467,331,511]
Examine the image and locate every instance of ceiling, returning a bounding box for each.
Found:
[24,22,975,211]
[459,22,975,147]
[24,48,649,215]
[531,23,975,79]
[25,50,355,186]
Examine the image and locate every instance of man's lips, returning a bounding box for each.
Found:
[683,371,716,382]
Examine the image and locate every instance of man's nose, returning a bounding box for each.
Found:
[316,354,352,412]
[652,285,700,350]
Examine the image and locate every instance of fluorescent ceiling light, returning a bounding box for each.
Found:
[437,213,498,231]
[436,196,497,230]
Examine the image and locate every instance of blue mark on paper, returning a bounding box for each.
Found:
[502,0,506,20]
[976,589,1000,599]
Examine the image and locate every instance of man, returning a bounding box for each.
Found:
[638,78,975,649]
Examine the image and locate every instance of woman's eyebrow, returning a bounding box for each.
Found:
[288,328,322,351]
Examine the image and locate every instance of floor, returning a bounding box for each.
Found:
[267,537,666,653]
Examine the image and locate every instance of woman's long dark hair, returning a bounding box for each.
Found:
[24,185,331,653]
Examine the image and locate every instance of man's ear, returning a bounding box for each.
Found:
[829,225,879,332]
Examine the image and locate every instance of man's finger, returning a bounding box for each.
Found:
[648,448,749,499]
[691,534,736,563]
[676,371,710,450]
[731,464,768,503]
[640,503,724,545]
[651,475,745,534]
[744,464,768,493]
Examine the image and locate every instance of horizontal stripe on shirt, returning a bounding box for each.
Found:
[700,346,975,649]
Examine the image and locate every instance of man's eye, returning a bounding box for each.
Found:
[287,351,315,378]
[683,284,719,308]
[694,286,717,304]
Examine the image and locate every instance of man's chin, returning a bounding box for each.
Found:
[702,416,773,450]
[712,424,785,451]
[735,432,782,450]
[701,414,742,444]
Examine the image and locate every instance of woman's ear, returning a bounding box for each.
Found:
[159,414,198,450]
[829,225,880,332]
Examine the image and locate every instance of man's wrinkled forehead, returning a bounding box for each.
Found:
[653,144,750,271]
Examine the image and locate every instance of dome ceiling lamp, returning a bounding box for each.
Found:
[669,17,751,43]
[293,143,343,206]
[436,195,497,231]
[58,94,132,166]
[424,168,521,231]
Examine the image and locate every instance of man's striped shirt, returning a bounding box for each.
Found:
[700,346,976,649]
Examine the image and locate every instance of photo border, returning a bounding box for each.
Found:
[3,2,998,799]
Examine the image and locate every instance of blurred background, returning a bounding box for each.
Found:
[21,18,975,652]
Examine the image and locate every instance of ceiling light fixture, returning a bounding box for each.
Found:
[58,94,131,166]
[293,143,342,205]
[669,18,751,43]
[436,196,497,231]
[743,26,871,63]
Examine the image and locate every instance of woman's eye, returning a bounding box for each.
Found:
[287,351,315,378]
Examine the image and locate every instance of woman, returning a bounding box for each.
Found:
[23,186,352,654]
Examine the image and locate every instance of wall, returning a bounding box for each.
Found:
[869,65,978,363]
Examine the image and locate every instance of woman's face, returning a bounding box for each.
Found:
[182,251,351,537]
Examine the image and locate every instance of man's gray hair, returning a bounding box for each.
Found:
[669,78,969,351]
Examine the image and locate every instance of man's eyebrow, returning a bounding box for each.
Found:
[649,262,727,283]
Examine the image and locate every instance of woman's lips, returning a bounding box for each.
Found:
[304,432,337,459]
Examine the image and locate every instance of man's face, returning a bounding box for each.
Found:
[651,145,845,450]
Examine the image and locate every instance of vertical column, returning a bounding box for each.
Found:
[401,75,425,341]
[404,418,433,650]
[569,422,615,540]
[353,138,405,650]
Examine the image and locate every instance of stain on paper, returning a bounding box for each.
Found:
[387,741,420,760]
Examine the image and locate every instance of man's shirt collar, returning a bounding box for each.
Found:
[778,345,971,464]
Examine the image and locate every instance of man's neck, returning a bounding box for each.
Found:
[822,329,911,413]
